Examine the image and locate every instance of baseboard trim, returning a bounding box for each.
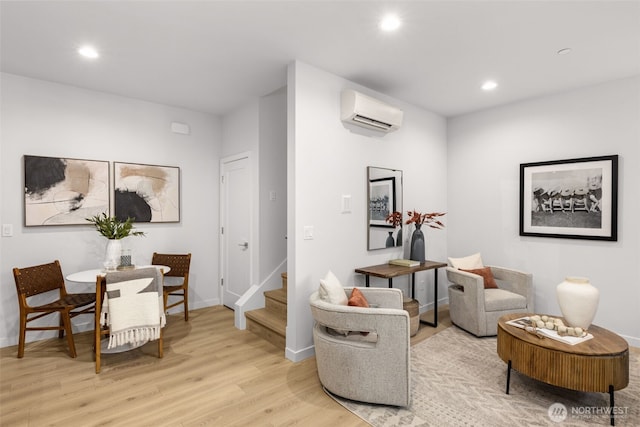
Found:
[286,344,315,362]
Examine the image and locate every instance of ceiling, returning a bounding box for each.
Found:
[2,1,639,118]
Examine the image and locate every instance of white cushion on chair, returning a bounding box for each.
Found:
[448,252,484,269]
[319,271,348,305]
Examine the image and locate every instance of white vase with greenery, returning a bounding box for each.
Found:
[86,213,145,269]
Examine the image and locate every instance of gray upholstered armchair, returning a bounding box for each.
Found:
[309,287,410,407]
[446,266,533,337]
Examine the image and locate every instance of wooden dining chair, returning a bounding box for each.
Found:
[12,260,96,358]
[95,267,165,373]
[151,252,192,321]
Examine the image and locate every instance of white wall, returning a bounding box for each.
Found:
[221,100,259,158]
[259,87,288,281]
[0,73,222,347]
[286,61,448,361]
[447,76,640,346]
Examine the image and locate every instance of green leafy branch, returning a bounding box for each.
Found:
[86,213,145,239]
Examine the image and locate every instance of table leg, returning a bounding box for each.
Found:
[365,275,370,287]
[388,278,393,288]
[609,385,614,426]
[420,268,439,327]
[434,270,438,325]
[411,273,416,299]
[506,360,512,394]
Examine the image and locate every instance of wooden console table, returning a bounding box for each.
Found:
[354,260,447,327]
[497,313,629,426]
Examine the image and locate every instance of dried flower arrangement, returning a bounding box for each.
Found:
[405,210,446,229]
[385,211,403,228]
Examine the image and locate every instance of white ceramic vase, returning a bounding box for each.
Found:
[556,277,599,329]
[104,239,122,270]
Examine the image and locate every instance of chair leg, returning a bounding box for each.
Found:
[17,314,27,358]
[95,343,101,373]
[95,339,101,373]
[95,310,102,373]
[183,290,189,321]
[58,313,65,339]
[163,291,169,315]
[164,289,189,321]
[158,328,163,358]
[61,310,77,358]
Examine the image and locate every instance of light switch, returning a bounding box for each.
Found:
[2,224,13,237]
[303,226,314,240]
[341,195,352,213]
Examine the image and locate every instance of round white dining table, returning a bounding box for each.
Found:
[66,265,170,283]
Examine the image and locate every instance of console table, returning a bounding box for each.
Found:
[354,260,447,327]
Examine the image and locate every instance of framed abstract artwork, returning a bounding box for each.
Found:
[114,162,180,223]
[24,155,110,226]
[519,155,618,241]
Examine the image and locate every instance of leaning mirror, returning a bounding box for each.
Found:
[367,166,403,250]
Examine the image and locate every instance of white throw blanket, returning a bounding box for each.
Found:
[103,268,166,349]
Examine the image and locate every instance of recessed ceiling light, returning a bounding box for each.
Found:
[557,48,572,55]
[78,45,99,59]
[481,80,498,91]
[380,14,401,32]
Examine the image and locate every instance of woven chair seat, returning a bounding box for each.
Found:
[61,292,96,307]
[31,293,94,311]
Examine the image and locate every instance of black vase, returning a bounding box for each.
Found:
[396,227,403,247]
[410,224,425,263]
[385,231,395,248]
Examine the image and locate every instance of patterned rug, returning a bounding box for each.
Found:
[327,326,639,426]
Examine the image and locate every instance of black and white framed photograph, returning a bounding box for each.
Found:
[24,155,109,226]
[520,155,618,241]
[368,176,396,228]
[114,162,180,223]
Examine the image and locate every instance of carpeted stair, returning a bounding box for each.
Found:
[245,272,287,350]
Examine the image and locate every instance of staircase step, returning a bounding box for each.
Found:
[244,272,287,351]
[245,308,286,349]
[265,288,287,320]
[265,287,287,302]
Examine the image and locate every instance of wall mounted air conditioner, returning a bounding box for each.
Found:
[340,89,403,133]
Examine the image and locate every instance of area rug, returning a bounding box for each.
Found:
[327,326,639,426]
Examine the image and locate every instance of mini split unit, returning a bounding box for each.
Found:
[340,89,403,133]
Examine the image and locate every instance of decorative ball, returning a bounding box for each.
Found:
[545,321,554,330]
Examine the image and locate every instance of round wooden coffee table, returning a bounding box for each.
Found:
[497,313,629,426]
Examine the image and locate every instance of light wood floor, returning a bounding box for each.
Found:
[0,305,451,427]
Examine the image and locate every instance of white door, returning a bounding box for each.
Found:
[221,155,252,309]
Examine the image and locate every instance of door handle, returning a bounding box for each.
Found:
[238,241,249,249]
